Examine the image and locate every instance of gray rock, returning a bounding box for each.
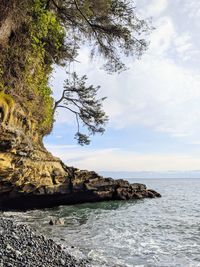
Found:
[0,218,89,267]
[49,218,65,226]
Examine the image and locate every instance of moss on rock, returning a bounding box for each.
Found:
[0,92,14,125]
[0,0,66,136]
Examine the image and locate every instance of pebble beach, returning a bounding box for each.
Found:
[0,218,89,267]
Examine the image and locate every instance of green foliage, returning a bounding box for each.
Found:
[0,0,149,142]
[75,132,90,146]
[31,1,66,64]
[54,72,108,145]
[0,0,68,135]
[51,0,150,73]
[22,1,66,134]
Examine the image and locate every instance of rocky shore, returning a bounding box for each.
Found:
[0,0,161,211]
[0,127,161,210]
[0,217,89,267]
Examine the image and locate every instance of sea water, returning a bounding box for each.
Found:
[2,178,200,267]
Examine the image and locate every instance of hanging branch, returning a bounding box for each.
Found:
[47,0,150,143]
[49,0,150,73]
[54,72,108,145]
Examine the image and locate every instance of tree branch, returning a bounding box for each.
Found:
[73,0,108,50]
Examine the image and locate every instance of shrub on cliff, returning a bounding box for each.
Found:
[0,0,149,143]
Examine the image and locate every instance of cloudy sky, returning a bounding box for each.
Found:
[45,0,200,173]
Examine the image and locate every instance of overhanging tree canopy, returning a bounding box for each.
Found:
[0,0,149,144]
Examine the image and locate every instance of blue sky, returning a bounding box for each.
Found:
[45,0,200,172]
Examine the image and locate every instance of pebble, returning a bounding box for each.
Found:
[0,218,90,267]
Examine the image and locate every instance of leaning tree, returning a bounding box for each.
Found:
[0,0,155,209]
[0,0,149,144]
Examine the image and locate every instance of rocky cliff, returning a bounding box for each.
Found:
[0,117,161,210]
[0,0,161,210]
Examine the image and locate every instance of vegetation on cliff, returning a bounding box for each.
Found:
[0,1,163,210]
[0,0,149,144]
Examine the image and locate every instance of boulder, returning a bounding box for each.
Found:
[147,189,161,198]
[49,218,65,226]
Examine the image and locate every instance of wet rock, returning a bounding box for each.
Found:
[17,151,28,157]
[147,189,161,198]
[147,190,156,198]
[0,140,12,151]
[133,193,143,199]
[0,126,161,210]
[131,183,146,191]
[49,218,65,226]
[0,218,89,267]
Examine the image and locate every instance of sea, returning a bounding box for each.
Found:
[2,178,200,267]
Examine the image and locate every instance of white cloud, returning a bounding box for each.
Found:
[52,33,200,142]
[181,0,200,19]
[174,32,200,61]
[110,56,200,139]
[148,16,175,56]
[49,0,200,172]
[175,33,192,54]
[68,47,200,141]
[58,10,200,142]
[136,0,168,17]
[46,144,200,171]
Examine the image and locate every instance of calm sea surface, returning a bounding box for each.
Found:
[2,178,200,267]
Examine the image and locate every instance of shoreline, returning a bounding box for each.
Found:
[0,217,89,267]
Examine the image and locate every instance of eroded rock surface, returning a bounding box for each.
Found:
[0,125,161,210]
[0,0,161,210]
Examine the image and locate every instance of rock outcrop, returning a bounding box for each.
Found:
[0,122,161,210]
[0,0,161,211]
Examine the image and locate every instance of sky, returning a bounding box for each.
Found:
[44,0,200,173]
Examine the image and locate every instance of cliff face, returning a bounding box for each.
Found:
[0,116,161,210]
[0,1,161,210]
